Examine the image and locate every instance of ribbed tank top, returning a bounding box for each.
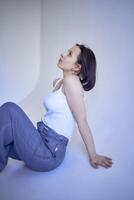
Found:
[42,79,75,142]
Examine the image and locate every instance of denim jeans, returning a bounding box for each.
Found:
[0,102,69,172]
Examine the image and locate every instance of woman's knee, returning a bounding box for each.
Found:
[1,101,20,111]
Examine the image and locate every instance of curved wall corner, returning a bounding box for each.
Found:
[0,0,41,105]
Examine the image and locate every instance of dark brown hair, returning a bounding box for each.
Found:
[76,43,97,91]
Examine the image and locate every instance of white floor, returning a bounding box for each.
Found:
[0,122,134,200]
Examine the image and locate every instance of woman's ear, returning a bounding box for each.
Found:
[72,63,81,75]
[77,63,81,70]
[75,63,81,75]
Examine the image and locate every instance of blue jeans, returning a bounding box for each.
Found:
[0,102,69,172]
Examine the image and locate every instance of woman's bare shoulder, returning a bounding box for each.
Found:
[63,75,84,97]
[63,75,82,88]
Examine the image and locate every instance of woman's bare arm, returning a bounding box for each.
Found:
[77,120,97,159]
[63,76,96,158]
[63,75,113,168]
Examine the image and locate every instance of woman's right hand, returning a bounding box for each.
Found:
[89,153,113,169]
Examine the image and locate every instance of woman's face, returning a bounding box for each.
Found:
[57,45,81,72]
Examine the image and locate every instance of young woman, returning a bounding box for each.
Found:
[0,43,113,172]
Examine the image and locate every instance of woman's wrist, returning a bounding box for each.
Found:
[89,153,97,161]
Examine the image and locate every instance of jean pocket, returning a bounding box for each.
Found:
[47,140,59,158]
[40,134,59,158]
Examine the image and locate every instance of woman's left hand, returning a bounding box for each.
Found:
[89,154,113,169]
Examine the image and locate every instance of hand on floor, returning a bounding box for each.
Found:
[89,154,113,169]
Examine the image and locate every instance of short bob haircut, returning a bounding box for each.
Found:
[75,43,97,91]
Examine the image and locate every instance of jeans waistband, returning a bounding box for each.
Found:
[37,121,69,146]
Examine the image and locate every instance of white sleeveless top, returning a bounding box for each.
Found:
[42,79,76,142]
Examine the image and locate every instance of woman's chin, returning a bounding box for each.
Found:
[57,62,62,68]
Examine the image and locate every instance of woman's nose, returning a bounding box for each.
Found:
[61,52,65,58]
[61,51,67,58]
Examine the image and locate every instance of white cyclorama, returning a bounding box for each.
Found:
[0,0,134,200]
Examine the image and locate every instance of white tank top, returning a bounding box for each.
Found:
[42,79,75,142]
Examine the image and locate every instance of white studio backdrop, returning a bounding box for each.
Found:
[0,0,41,104]
[0,0,134,200]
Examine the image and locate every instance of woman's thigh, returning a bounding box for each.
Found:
[1,102,52,165]
[28,138,68,172]
[28,121,69,172]
[1,102,68,171]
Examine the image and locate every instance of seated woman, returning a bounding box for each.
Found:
[0,43,113,172]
